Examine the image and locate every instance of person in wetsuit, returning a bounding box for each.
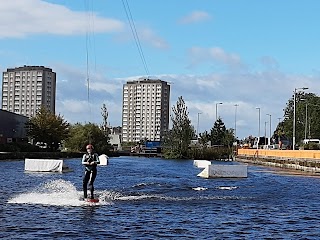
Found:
[82,144,100,199]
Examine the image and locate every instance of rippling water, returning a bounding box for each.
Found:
[1,156,320,239]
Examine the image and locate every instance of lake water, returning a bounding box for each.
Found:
[1,156,320,239]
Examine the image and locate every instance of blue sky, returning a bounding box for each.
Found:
[1,0,320,139]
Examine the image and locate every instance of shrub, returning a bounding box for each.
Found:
[303,142,320,150]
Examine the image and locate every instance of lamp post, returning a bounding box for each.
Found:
[234,104,239,139]
[293,87,308,150]
[215,102,223,121]
[305,103,308,140]
[266,114,272,145]
[264,121,268,145]
[305,103,320,139]
[197,112,202,138]
[277,117,282,145]
[256,107,261,149]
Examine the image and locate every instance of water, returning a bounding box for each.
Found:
[1,156,320,239]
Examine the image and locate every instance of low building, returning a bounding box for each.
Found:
[109,133,122,151]
[0,109,28,143]
[109,126,122,150]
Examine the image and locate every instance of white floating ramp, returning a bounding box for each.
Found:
[99,154,109,166]
[24,158,69,172]
[193,160,212,168]
[197,164,248,178]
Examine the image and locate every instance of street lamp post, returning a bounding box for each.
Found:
[277,117,282,144]
[305,103,308,140]
[305,103,320,139]
[197,112,202,138]
[267,114,272,145]
[293,87,308,150]
[264,121,268,145]
[234,104,239,139]
[215,102,223,121]
[256,107,261,149]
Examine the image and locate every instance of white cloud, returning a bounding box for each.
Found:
[157,73,222,93]
[188,47,243,69]
[152,68,320,139]
[139,27,169,49]
[59,99,89,114]
[195,74,222,89]
[179,11,211,24]
[0,0,124,38]
[115,24,169,50]
[90,82,122,94]
[36,61,320,139]
[52,64,124,126]
[259,56,279,69]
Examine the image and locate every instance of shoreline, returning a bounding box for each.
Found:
[0,151,121,160]
[236,156,320,176]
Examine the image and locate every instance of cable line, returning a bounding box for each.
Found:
[122,0,150,78]
[84,0,97,143]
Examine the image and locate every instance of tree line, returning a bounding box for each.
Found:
[164,91,320,158]
[25,104,111,153]
[19,90,320,156]
[276,91,320,149]
[163,96,235,159]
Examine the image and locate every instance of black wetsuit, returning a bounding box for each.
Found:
[82,153,100,199]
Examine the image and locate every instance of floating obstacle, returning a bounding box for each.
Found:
[197,164,248,178]
[193,160,212,168]
[98,154,109,166]
[24,158,71,172]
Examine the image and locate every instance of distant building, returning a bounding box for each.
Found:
[110,126,122,135]
[109,133,122,151]
[1,65,56,118]
[122,78,170,143]
[109,126,122,150]
[0,109,28,143]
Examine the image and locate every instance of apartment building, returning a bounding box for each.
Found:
[122,78,170,143]
[1,66,56,118]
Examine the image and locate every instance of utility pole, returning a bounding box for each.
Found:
[256,107,261,149]
[234,104,239,140]
[293,87,308,149]
[197,112,202,138]
[264,121,268,145]
[215,102,223,121]
[267,114,272,145]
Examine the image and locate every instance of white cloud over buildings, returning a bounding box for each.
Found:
[0,0,124,38]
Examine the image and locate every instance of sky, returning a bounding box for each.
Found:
[1,0,320,139]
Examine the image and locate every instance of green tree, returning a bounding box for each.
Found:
[101,103,109,137]
[282,91,320,145]
[274,121,285,143]
[64,122,110,153]
[210,117,227,145]
[210,117,235,147]
[199,130,211,146]
[223,128,235,147]
[163,96,194,159]
[26,106,69,151]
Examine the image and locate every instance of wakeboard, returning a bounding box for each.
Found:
[80,198,99,203]
[86,198,99,203]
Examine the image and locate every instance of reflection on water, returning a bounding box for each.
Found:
[1,157,320,239]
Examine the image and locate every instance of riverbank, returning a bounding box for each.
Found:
[0,152,83,160]
[0,151,121,160]
[237,149,320,175]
